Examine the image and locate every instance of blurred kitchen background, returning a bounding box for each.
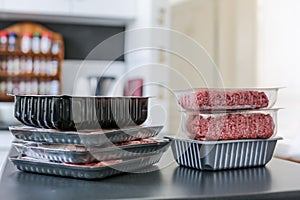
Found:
[0,0,299,164]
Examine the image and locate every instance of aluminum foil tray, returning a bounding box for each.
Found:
[12,139,170,163]
[10,153,163,180]
[167,136,281,170]
[9,125,162,146]
[14,95,149,130]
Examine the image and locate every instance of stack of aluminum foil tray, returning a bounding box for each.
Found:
[9,95,170,179]
[9,125,170,179]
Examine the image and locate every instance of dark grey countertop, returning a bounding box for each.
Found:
[1,148,300,200]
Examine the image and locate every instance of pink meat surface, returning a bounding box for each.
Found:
[186,113,275,140]
[179,90,269,110]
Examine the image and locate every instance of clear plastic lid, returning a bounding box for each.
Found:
[181,108,280,141]
[175,87,280,111]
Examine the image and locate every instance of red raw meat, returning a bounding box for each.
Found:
[186,113,275,140]
[178,90,269,110]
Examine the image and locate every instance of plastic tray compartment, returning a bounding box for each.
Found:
[167,136,281,170]
[175,88,279,111]
[14,95,149,130]
[182,109,278,141]
[12,139,171,163]
[10,153,163,180]
[9,125,163,146]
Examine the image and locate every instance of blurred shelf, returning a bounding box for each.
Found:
[0,72,59,79]
[0,50,60,59]
[0,94,14,102]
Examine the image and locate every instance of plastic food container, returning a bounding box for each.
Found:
[167,136,282,170]
[12,139,170,163]
[175,88,279,111]
[14,95,149,130]
[10,153,163,180]
[182,109,279,141]
[9,125,163,146]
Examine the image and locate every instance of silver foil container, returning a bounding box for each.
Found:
[10,153,163,180]
[9,125,163,146]
[12,139,170,163]
[168,136,281,170]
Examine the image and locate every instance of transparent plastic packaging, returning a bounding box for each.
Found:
[181,109,279,141]
[176,88,279,111]
[12,139,170,163]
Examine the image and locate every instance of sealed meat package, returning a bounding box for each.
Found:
[183,109,278,141]
[176,88,279,111]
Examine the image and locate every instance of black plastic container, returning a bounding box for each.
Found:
[14,95,149,130]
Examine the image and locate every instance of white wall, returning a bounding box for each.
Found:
[169,0,258,133]
[257,0,300,141]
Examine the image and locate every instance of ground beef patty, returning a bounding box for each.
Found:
[179,90,269,110]
[186,113,274,140]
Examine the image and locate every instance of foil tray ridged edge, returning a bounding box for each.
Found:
[170,137,280,170]
[10,153,163,179]
[13,140,171,163]
[9,125,163,145]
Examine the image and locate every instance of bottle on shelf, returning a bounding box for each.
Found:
[1,56,7,72]
[40,58,46,76]
[0,31,8,52]
[7,32,18,52]
[33,57,40,75]
[7,56,13,75]
[21,32,32,53]
[31,32,41,54]
[41,32,52,54]
[31,79,38,95]
[6,78,13,94]
[13,56,20,75]
[12,79,19,95]
[51,59,59,76]
[0,81,6,94]
[19,79,25,95]
[25,56,33,74]
[50,80,59,95]
[25,79,32,94]
[51,40,60,55]
[38,80,46,95]
[20,56,26,74]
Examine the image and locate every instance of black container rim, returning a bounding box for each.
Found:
[13,95,152,99]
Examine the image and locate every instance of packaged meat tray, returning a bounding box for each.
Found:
[14,95,149,130]
[176,88,279,111]
[182,109,278,141]
[9,125,163,146]
[12,139,170,163]
[167,136,282,170]
[10,153,163,179]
